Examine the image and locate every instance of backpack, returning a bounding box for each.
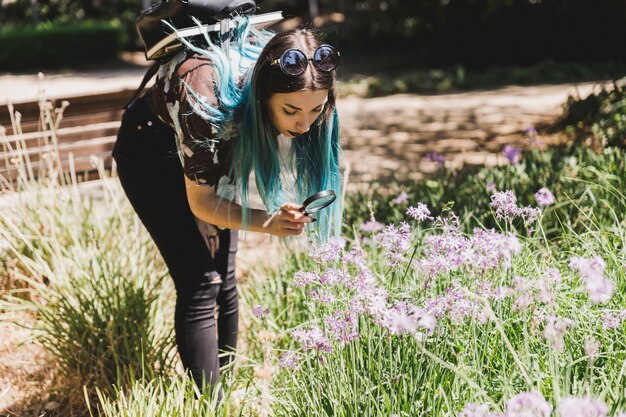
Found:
[126,0,271,108]
[137,0,259,61]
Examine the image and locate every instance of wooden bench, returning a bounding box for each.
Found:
[0,89,134,188]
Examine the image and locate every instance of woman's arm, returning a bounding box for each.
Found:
[185,176,312,237]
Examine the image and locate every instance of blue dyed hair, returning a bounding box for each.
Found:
[176,18,342,241]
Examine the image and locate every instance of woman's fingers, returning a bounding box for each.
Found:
[278,218,305,230]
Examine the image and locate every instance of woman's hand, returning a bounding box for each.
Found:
[264,202,313,237]
[195,218,220,257]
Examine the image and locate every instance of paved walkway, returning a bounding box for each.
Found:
[337,83,601,189]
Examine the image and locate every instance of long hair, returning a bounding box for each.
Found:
[173,18,342,240]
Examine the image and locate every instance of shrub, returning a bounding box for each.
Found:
[0,20,123,71]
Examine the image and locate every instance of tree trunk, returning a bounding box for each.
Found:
[309,0,319,19]
[30,0,39,26]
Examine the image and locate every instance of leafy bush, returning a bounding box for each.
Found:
[0,20,123,71]
[344,146,626,240]
[560,79,626,149]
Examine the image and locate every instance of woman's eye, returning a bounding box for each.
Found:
[282,108,297,115]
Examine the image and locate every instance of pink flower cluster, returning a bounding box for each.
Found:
[418,223,522,278]
[360,220,385,233]
[602,309,626,329]
[393,191,409,205]
[424,286,485,325]
[490,190,541,223]
[541,315,576,352]
[376,222,412,266]
[459,393,617,417]
[377,301,437,336]
[534,187,556,207]
[502,145,522,164]
[569,256,615,303]
[495,269,562,311]
[292,326,332,352]
[309,237,346,264]
[407,203,434,222]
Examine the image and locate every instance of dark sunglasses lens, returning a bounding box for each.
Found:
[313,46,339,71]
[280,49,308,75]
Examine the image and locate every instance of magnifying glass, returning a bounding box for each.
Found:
[299,190,336,218]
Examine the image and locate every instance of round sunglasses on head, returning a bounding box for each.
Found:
[271,44,340,76]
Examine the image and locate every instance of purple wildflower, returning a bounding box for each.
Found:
[325,310,360,345]
[292,326,332,352]
[569,256,614,303]
[423,151,446,167]
[252,304,269,319]
[486,182,497,193]
[557,396,608,417]
[377,222,412,266]
[525,126,544,146]
[342,246,367,267]
[309,288,336,303]
[382,302,418,335]
[458,403,491,417]
[502,144,522,164]
[293,271,320,287]
[392,191,409,205]
[444,287,481,325]
[490,190,541,223]
[510,276,535,312]
[584,336,600,360]
[309,237,346,265]
[319,267,350,286]
[418,224,521,278]
[406,202,434,222]
[525,126,538,136]
[521,206,542,223]
[360,220,385,233]
[542,315,576,352]
[601,309,626,329]
[545,268,562,284]
[417,311,437,334]
[534,187,556,207]
[504,391,552,417]
[490,190,520,220]
[278,351,299,369]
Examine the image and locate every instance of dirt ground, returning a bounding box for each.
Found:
[0,80,608,416]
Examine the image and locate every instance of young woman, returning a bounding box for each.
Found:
[112,20,341,390]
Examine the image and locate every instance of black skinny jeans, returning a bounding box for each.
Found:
[112,93,238,389]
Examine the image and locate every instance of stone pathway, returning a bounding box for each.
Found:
[337,82,602,189]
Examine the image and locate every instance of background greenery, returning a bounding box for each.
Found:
[0,20,122,70]
[1,0,625,71]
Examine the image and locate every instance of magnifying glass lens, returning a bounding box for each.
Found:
[304,195,335,213]
[300,190,337,215]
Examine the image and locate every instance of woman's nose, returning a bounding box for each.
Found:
[295,116,311,133]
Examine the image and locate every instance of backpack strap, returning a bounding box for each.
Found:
[124,61,162,109]
[220,18,231,58]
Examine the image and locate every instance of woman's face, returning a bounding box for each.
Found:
[267,89,329,138]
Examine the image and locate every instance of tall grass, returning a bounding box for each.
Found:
[0,97,176,413]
